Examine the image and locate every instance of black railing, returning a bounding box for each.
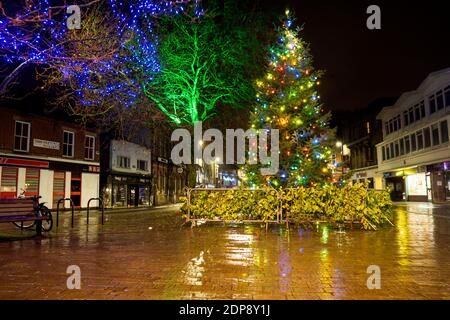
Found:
[86,198,104,225]
[56,198,75,228]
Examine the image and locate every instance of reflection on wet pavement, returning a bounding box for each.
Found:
[0,203,449,299]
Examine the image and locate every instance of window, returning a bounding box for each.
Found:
[429,95,436,114]
[431,124,440,146]
[420,101,426,118]
[84,135,95,160]
[440,120,449,143]
[117,156,130,168]
[390,142,394,158]
[403,111,409,126]
[389,121,393,134]
[404,136,410,154]
[63,131,74,157]
[436,90,444,110]
[445,86,450,107]
[423,127,431,148]
[394,141,399,157]
[0,167,18,197]
[414,104,420,121]
[416,130,423,150]
[137,160,148,171]
[25,168,39,196]
[14,121,30,152]
[410,133,417,151]
[385,123,389,135]
[399,139,405,155]
[382,146,386,161]
[409,107,414,123]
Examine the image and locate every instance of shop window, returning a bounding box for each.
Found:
[117,156,130,168]
[416,130,423,150]
[436,90,444,110]
[14,121,30,152]
[25,168,39,196]
[0,167,18,198]
[440,120,449,143]
[368,178,374,189]
[423,127,431,148]
[429,95,436,114]
[84,135,95,160]
[52,171,65,208]
[410,133,417,151]
[63,131,74,157]
[137,160,148,171]
[432,124,440,146]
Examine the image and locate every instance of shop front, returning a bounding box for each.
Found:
[104,173,152,208]
[427,161,450,203]
[349,166,383,189]
[384,167,429,202]
[0,155,100,209]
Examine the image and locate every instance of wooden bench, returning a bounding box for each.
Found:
[0,197,50,236]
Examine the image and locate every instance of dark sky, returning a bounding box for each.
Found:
[259,0,450,112]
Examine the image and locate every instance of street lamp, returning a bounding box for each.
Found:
[336,141,344,184]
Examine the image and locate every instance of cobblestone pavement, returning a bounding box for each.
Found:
[0,202,449,300]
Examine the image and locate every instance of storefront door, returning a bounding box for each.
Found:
[128,185,138,207]
[386,177,405,201]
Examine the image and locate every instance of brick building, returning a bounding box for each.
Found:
[0,106,100,209]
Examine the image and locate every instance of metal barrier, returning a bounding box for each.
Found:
[86,198,104,225]
[56,198,75,228]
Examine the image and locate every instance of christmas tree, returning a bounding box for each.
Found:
[245,10,335,188]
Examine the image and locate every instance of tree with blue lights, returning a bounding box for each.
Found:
[246,10,335,188]
[0,0,189,123]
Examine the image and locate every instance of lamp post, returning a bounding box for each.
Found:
[336,141,344,183]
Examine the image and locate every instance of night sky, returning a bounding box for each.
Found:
[260,0,450,112]
[2,0,449,114]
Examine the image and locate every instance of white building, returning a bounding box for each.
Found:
[102,140,152,208]
[376,68,450,202]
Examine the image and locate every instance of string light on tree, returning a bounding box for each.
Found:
[245,9,335,188]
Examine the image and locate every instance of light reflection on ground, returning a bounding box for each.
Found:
[0,202,449,299]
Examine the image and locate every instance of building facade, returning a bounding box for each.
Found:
[101,139,152,208]
[340,98,396,189]
[151,129,187,205]
[376,68,450,202]
[0,107,100,209]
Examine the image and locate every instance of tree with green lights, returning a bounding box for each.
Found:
[143,2,257,126]
[245,10,335,188]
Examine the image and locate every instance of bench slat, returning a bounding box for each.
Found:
[0,212,35,217]
[0,215,50,222]
[0,199,35,203]
[0,205,34,210]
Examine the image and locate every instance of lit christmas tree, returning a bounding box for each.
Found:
[246,10,335,188]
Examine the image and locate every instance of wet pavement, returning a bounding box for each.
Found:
[0,202,449,300]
